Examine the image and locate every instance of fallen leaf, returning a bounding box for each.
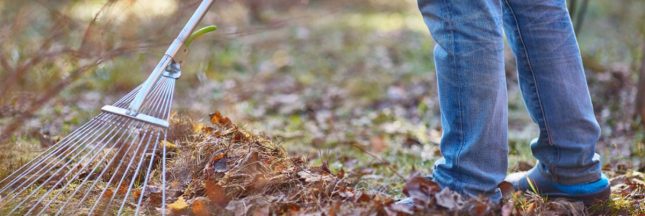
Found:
[336,168,345,179]
[117,186,128,195]
[162,140,177,151]
[192,123,205,134]
[232,130,250,142]
[328,200,341,216]
[435,188,464,210]
[209,111,232,126]
[191,197,211,216]
[104,188,114,198]
[498,181,515,199]
[298,170,334,183]
[204,180,230,207]
[354,192,371,203]
[402,175,441,207]
[168,196,189,214]
[132,188,141,201]
[462,199,491,216]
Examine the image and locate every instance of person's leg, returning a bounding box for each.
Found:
[501,0,605,190]
[417,0,507,201]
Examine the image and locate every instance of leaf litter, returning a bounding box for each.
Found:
[128,111,643,215]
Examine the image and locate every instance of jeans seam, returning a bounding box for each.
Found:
[502,0,559,181]
[443,0,465,175]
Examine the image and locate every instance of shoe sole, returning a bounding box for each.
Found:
[542,187,611,206]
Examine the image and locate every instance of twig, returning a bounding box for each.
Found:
[0,48,130,144]
[79,0,118,53]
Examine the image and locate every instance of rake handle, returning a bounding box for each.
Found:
[128,0,214,113]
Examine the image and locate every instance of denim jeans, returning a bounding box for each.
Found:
[417,0,602,201]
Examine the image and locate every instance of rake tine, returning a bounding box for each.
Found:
[94,129,152,215]
[67,123,143,210]
[7,117,132,215]
[0,114,106,193]
[135,79,174,215]
[28,121,132,215]
[117,131,160,216]
[161,132,168,216]
[0,88,141,194]
[0,115,125,205]
[134,132,162,215]
[1,0,215,213]
[117,79,171,215]
[89,80,170,215]
[34,118,146,215]
[54,120,145,215]
[98,80,169,215]
[52,84,163,215]
[71,81,169,212]
[160,79,175,214]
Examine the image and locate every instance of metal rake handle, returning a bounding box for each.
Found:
[102,0,214,128]
[128,0,214,113]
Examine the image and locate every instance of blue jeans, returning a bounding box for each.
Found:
[417,0,602,201]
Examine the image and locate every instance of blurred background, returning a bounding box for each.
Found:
[0,0,643,196]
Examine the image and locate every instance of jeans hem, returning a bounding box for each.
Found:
[432,170,503,203]
[538,164,602,185]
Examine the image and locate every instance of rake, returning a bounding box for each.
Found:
[0,0,214,215]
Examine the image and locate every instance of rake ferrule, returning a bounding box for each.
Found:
[127,0,213,113]
[102,61,181,128]
[101,105,169,128]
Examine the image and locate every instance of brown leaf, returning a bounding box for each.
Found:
[232,130,250,142]
[132,188,141,201]
[462,199,491,216]
[402,175,441,207]
[336,168,345,179]
[201,126,216,134]
[498,181,515,199]
[191,197,211,216]
[354,192,371,203]
[321,161,332,174]
[328,200,341,216]
[209,111,232,126]
[117,186,128,195]
[280,203,301,214]
[205,180,230,207]
[104,188,114,198]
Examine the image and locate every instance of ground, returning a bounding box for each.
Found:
[0,0,643,215]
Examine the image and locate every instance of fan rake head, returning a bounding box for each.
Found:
[0,0,214,214]
[0,75,176,215]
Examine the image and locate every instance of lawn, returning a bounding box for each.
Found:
[0,0,643,215]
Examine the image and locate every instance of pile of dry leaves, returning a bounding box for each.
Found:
[150,112,492,215]
[146,112,644,215]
